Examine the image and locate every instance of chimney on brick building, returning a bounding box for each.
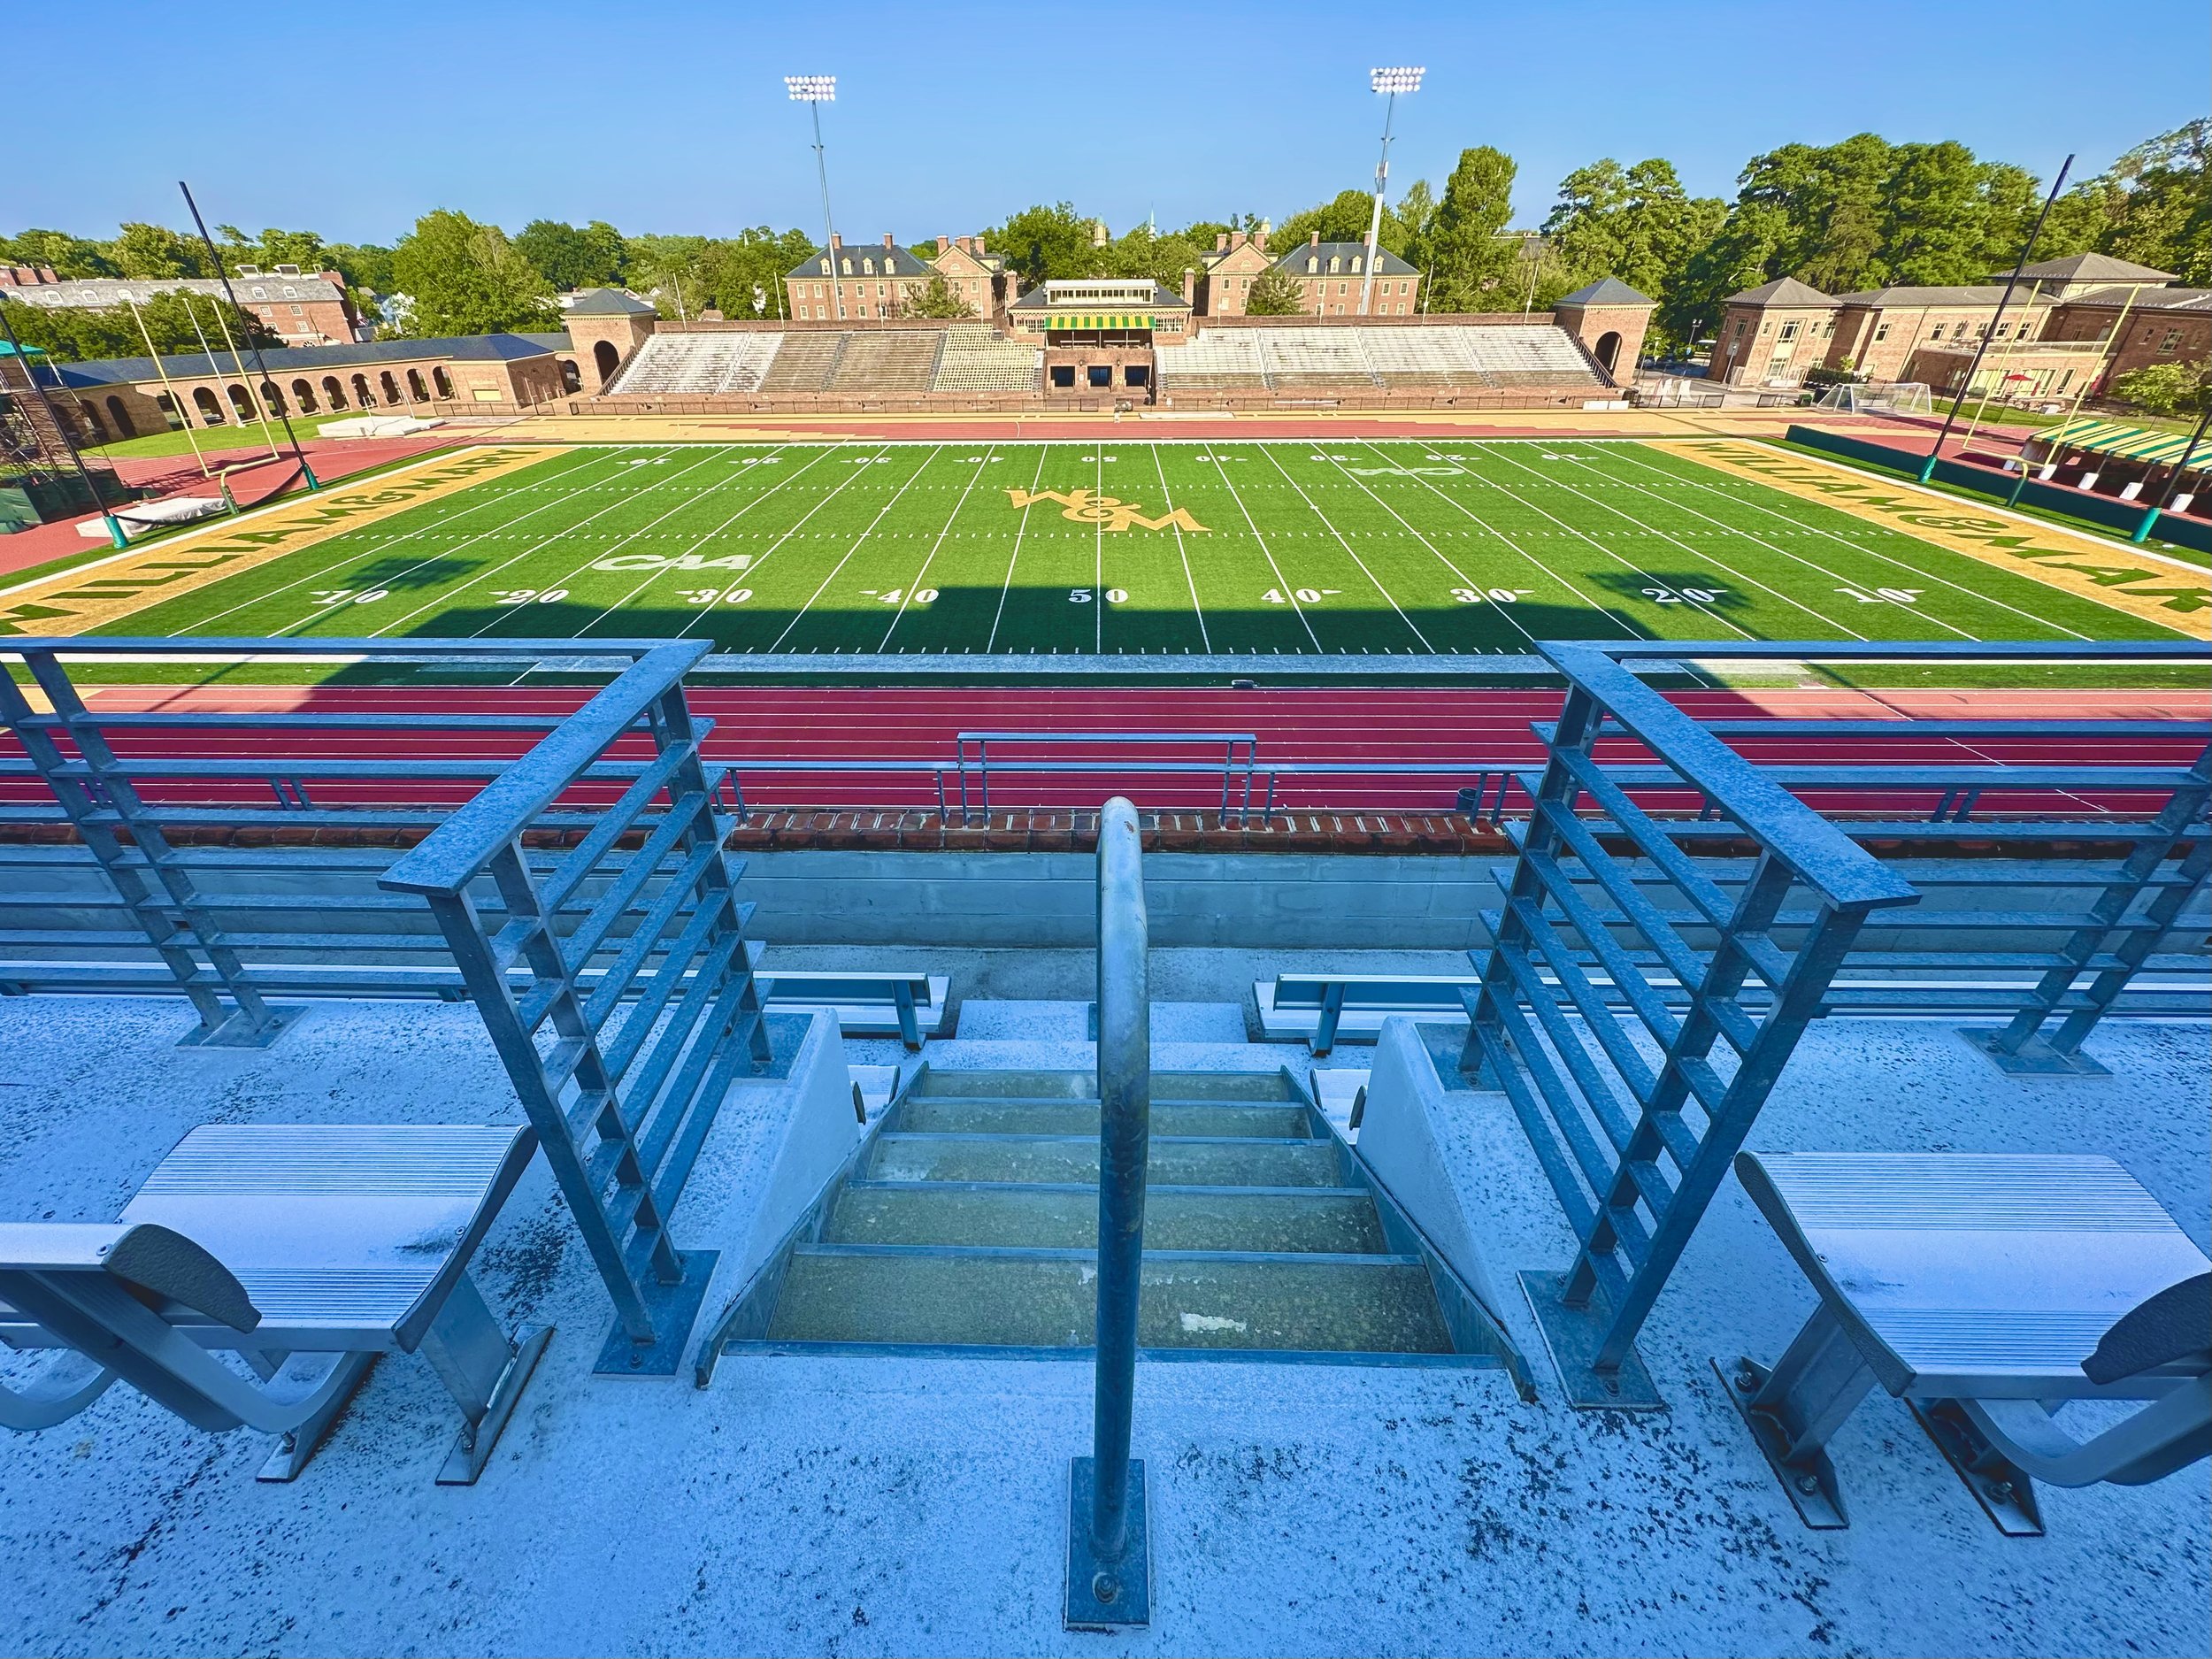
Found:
[1216,233,1229,252]
[1182,268,1195,306]
[882,233,895,250]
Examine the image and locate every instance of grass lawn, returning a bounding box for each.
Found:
[73,440,2197,672]
[85,415,344,462]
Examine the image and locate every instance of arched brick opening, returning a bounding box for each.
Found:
[104,396,134,437]
[322,375,348,411]
[192,386,225,425]
[1594,330,1622,375]
[593,339,620,382]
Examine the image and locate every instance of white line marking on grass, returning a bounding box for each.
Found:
[1603,444,2093,641]
[363,448,725,637]
[1257,446,1432,650]
[1465,442,1778,643]
[1352,441,1652,641]
[174,445,618,635]
[879,443,995,650]
[1151,444,1211,653]
[985,449,1050,653]
[1202,440,1323,651]
[567,444,841,632]
[766,446,945,653]
[1548,445,1976,642]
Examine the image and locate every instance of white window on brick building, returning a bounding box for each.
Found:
[2161,329,2182,352]
[1874,323,1889,342]
[1779,321,1800,342]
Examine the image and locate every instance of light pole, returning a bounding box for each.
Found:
[787,74,842,320]
[1360,65,1423,317]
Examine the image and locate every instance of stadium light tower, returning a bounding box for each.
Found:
[786,74,842,319]
[1360,66,1423,317]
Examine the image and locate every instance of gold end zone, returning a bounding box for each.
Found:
[1647,439,2209,640]
[0,445,555,636]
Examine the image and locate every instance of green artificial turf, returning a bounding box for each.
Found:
[88,439,2201,664]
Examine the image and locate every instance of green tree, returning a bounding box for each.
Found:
[1243,267,1306,316]
[2113,360,2211,418]
[2043,121,2212,283]
[111,221,209,278]
[1417,147,1520,311]
[217,225,331,273]
[515,219,628,291]
[388,210,554,336]
[986,203,1098,286]
[323,242,396,294]
[898,274,976,319]
[1542,157,1724,311]
[0,228,118,277]
[0,290,275,362]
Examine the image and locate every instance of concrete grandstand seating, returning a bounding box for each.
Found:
[930,324,1041,393]
[1156,324,1608,396]
[825,331,944,394]
[757,332,850,392]
[609,333,785,396]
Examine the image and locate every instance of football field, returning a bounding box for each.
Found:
[88,440,2199,656]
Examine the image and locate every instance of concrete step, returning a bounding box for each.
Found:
[864,1133,1340,1188]
[894,1098,1312,1139]
[824,1181,1389,1254]
[764,1246,1454,1353]
[910,1068,1299,1104]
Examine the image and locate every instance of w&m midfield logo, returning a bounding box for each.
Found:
[1005,488,1209,534]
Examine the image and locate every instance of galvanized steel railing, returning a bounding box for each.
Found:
[0,636,771,1376]
[1066,795,1152,1630]
[1468,639,2211,1408]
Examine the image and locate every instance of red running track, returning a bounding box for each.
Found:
[12,681,2204,822]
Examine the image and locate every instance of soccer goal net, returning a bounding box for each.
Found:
[1811,381,1934,417]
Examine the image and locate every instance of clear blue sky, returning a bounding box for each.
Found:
[14,0,2208,246]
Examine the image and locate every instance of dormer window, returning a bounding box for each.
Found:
[251,286,266,299]
[863,257,876,275]
[1328,256,1341,274]
[841,257,853,275]
[281,286,297,297]
[1350,255,1362,273]
[1307,257,1318,273]
[818,257,831,274]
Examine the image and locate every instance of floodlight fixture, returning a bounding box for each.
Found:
[1360,68,1424,315]
[787,73,843,317]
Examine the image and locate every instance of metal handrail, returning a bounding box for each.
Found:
[1067,795,1151,1629]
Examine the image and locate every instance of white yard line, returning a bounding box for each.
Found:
[1094,447,1105,652]
[1457,442,1767,643]
[1201,440,1323,651]
[566,444,833,632]
[672,442,895,641]
[177,446,619,635]
[1150,444,1211,653]
[766,446,946,653]
[1256,447,1432,651]
[1323,449,1548,652]
[879,445,995,650]
[362,448,725,638]
[1364,442,1654,641]
[1601,444,2092,641]
[985,449,1050,652]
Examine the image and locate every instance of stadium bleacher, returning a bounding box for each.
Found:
[825,331,943,394]
[756,332,850,393]
[930,323,1041,392]
[1155,324,1607,396]
[607,332,785,396]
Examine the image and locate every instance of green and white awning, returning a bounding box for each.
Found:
[2037,418,2204,467]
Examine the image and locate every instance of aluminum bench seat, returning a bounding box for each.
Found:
[0,1124,549,1485]
[755,972,949,1048]
[1720,1151,2211,1535]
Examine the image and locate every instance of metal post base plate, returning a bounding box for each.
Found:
[255,1352,376,1482]
[439,1324,553,1485]
[1065,1456,1151,1631]
[1520,1270,1663,1410]
[1963,1027,2109,1078]
[1711,1356,1847,1528]
[594,1250,718,1378]
[1909,1399,2046,1536]
[180,1004,306,1050]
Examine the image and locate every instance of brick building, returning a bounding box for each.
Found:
[927,235,1008,318]
[563,289,657,389]
[1273,234,1422,317]
[1006,279,1193,399]
[0,266,365,346]
[1554,278,1653,380]
[784,234,938,321]
[1190,231,1274,316]
[1709,253,2208,399]
[24,332,580,446]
